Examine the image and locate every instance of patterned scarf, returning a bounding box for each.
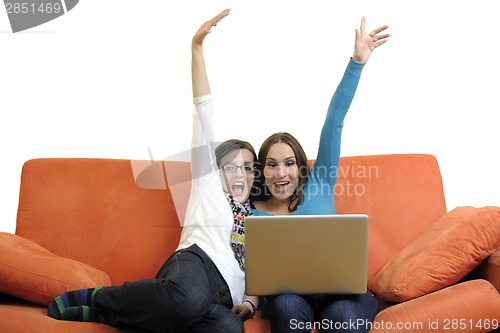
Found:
[225,192,253,272]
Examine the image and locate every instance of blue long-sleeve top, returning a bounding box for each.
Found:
[252,59,364,216]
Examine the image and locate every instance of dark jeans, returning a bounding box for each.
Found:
[92,244,242,333]
[262,291,378,333]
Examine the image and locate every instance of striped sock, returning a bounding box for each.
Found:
[61,306,96,322]
[47,287,102,320]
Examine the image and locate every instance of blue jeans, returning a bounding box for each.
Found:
[262,292,378,333]
[92,244,243,333]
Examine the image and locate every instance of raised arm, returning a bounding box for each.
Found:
[308,18,390,207]
[191,9,230,98]
[190,9,230,178]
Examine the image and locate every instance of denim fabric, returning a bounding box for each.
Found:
[262,291,378,333]
[92,244,243,333]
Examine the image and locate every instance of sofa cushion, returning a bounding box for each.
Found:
[0,232,111,306]
[483,247,500,292]
[368,206,500,302]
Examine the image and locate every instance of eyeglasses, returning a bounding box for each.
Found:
[221,163,255,173]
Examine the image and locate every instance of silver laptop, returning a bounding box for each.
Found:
[245,214,368,296]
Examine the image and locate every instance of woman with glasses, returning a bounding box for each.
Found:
[48,9,259,332]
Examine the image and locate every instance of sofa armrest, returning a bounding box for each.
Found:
[371,280,500,333]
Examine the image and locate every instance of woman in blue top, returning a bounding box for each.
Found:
[250,17,390,333]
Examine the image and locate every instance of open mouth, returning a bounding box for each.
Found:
[231,182,245,196]
[274,181,290,193]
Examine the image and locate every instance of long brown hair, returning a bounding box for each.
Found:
[251,132,309,212]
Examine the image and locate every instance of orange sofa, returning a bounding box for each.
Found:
[0,154,499,333]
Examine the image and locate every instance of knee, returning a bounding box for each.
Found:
[321,293,378,332]
[264,294,313,322]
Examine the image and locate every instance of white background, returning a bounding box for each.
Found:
[1,0,498,233]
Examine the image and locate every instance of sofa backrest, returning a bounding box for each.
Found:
[15,154,447,284]
[16,158,182,285]
[333,154,447,278]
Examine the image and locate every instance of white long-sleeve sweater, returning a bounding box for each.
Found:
[176,94,245,307]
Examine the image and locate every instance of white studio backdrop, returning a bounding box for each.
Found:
[1,0,498,233]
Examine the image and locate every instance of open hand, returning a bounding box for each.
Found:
[353,17,390,64]
[192,8,230,46]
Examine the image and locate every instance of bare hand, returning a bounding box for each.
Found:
[192,8,230,47]
[231,302,254,321]
[353,17,390,64]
